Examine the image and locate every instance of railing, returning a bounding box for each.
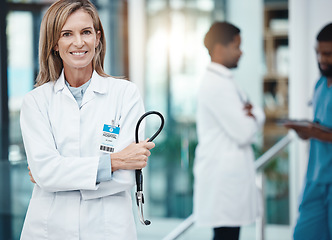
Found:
[162,132,295,240]
[254,132,295,240]
[254,132,295,171]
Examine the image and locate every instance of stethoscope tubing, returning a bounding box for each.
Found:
[134,110,165,225]
[135,111,165,144]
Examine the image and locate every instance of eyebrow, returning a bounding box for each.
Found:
[60,27,93,33]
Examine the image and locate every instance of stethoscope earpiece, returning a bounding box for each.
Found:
[135,111,165,226]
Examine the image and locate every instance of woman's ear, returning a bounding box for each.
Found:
[54,44,59,51]
[95,30,101,48]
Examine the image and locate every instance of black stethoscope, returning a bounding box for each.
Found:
[135,111,164,225]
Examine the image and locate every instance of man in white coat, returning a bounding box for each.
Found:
[193,21,265,240]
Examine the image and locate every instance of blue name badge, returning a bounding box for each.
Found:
[100,124,120,153]
[103,124,120,135]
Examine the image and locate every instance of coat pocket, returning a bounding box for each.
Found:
[20,196,54,240]
[103,191,136,240]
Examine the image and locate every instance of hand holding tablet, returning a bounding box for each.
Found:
[283,119,332,140]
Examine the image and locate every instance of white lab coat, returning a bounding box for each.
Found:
[193,62,265,227]
[20,70,145,240]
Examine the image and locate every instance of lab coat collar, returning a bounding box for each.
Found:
[81,71,108,107]
[207,62,233,79]
[54,70,66,93]
[54,69,108,108]
[86,70,108,95]
[54,69,108,95]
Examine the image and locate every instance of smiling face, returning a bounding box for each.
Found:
[54,9,101,72]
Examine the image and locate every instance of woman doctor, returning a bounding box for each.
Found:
[20,0,155,239]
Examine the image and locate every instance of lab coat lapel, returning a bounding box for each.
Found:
[81,71,107,108]
[54,70,77,103]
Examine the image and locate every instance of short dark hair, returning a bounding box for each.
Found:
[204,21,240,55]
[317,23,332,42]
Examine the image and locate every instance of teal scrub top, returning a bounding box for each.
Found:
[307,76,332,183]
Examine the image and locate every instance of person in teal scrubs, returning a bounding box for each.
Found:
[285,23,332,240]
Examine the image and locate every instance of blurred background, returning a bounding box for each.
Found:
[0,0,331,239]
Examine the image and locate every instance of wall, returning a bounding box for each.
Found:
[128,0,145,96]
[226,0,264,107]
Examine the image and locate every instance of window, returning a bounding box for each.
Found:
[144,0,223,218]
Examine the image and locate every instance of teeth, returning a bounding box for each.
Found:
[72,52,86,56]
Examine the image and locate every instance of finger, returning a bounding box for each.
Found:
[139,140,155,149]
[132,159,148,169]
[145,142,155,150]
[145,150,151,157]
[140,161,147,169]
[30,177,36,183]
[244,103,252,109]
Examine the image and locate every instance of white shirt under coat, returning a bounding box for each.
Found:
[20,70,145,240]
[193,62,265,227]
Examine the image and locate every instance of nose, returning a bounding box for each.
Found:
[73,34,84,48]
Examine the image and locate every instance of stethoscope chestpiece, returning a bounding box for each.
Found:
[135,111,165,226]
[136,189,151,225]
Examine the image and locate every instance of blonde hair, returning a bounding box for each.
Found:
[36,0,109,86]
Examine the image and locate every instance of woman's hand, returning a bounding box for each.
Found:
[28,166,36,183]
[110,139,155,172]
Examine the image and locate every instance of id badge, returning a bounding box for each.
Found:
[100,123,120,153]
